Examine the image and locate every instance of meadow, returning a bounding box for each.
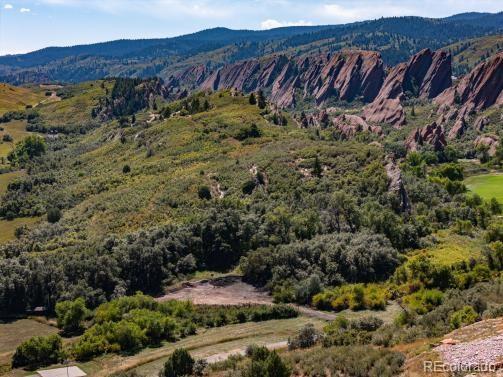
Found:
[0,217,40,244]
[0,84,44,115]
[0,319,58,373]
[0,121,32,160]
[465,173,503,203]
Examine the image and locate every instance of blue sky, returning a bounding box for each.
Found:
[0,0,502,55]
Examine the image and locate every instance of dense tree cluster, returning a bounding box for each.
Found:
[50,294,296,361]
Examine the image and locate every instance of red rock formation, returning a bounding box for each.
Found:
[363,49,452,127]
[448,117,467,140]
[297,110,381,138]
[474,116,490,132]
[333,114,382,137]
[406,122,446,151]
[475,134,500,156]
[166,65,209,89]
[195,51,385,108]
[435,52,503,112]
[363,98,406,127]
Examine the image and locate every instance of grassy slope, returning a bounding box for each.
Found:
[26,91,380,250]
[444,35,503,75]
[0,84,44,115]
[3,317,325,377]
[35,81,110,128]
[408,229,484,266]
[0,121,32,160]
[465,173,503,203]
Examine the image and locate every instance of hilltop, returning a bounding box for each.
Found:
[1,12,502,84]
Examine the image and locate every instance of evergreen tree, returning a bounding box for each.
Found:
[160,348,194,377]
[249,92,257,105]
[257,90,266,109]
[312,156,323,178]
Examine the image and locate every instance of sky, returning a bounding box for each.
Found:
[0,0,502,55]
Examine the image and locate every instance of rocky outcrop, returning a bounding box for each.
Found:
[406,121,446,151]
[435,52,503,113]
[475,134,500,156]
[363,49,452,127]
[166,65,209,89]
[298,110,381,138]
[474,116,490,132]
[333,114,382,137]
[385,158,411,213]
[174,51,386,108]
[362,98,406,127]
[447,117,468,140]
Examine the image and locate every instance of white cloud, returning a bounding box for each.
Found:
[20,7,31,12]
[4,3,13,9]
[260,19,313,29]
[314,3,416,23]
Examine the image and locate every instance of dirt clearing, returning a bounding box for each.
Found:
[156,276,273,306]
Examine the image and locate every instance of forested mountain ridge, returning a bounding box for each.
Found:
[2,12,503,377]
[1,12,502,84]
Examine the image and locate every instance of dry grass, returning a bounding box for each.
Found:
[0,171,25,196]
[0,319,59,372]
[0,84,44,115]
[49,317,324,377]
[0,121,32,159]
[0,217,41,244]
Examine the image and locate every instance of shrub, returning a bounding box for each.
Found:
[403,289,443,314]
[486,222,503,243]
[288,324,319,350]
[55,297,88,335]
[241,348,290,377]
[2,134,13,142]
[7,135,46,164]
[160,348,194,377]
[47,207,62,223]
[12,335,62,369]
[313,284,388,312]
[450,306,478,329]
[242,179,256,195]
[198,186,211,200]
[122,165,131,174]
[126,309,177,344]
[236,123,261,140]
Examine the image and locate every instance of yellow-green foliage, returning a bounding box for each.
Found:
[449,305,478,329]
[408,230,484,267]
[0,83,44,115]
[312,284,389,312]
[0,120,33,159]
[24,90,382,247]
[402,289,443,314]
[0,217,40,244]
[36,80,111,129]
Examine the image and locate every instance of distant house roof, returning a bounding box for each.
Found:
[37,366,87,377]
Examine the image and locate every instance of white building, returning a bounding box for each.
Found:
[34,366,87,377]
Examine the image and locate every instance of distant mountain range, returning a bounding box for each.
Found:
[0,12,502,84]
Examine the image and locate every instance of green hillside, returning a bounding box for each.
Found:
[1,75,503,377]
[0,83,44,115]
[445,34,503,75]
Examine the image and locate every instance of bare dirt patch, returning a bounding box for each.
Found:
[156,276,272,306]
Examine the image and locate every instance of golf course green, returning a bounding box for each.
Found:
[465,173,503,203]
